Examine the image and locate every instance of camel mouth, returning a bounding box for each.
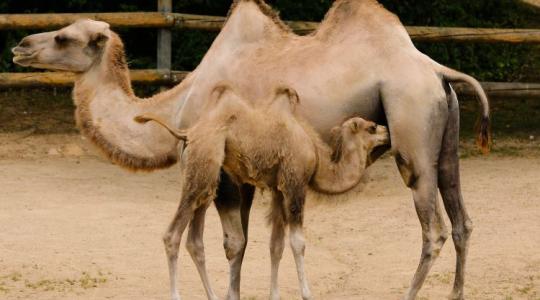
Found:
[376,126,390,145]
[12,51,38,66]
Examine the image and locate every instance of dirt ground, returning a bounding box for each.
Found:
[0,133,539,300]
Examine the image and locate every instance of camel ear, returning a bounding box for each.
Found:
[348,119,361,133]
[329,126,344,162]
[88,32,109,49]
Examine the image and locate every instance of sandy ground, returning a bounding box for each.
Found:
[0,134,539,300]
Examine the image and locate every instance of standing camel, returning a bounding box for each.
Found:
[135,83,390,300]
[12,0,490,299]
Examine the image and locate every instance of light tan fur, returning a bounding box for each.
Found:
[136,83,388,300]
[12,19,192,171]
[14,1,488,299]
[136,84,389,196]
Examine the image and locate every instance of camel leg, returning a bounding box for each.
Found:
[289,222,311,300]
[382,85,449,300]
[163,200,196,300]
[405,179,448,299]
[214,173,255,300]
[185,204,219,300]
[165,140,224,300]
[438,88,473,300]
[269,191,286,300]
[240,183,255,246]
[282,184,311,300]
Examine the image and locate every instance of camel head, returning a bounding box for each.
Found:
[12,19,111,72]
[331,117,389,162]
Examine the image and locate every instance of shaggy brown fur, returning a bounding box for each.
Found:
[136,83,389,204]
[74,33,177,171]
[136,83,388,300]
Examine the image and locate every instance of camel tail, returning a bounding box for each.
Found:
[134,114,187,141]
[435,64,491,154]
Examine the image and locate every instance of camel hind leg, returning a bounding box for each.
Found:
[281,180,311,300]
[164,136,225,300]
[438,87,473,300]
[381,81,450,300]
[269,190,286,300]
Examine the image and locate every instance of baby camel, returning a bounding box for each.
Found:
[135,84,389,300]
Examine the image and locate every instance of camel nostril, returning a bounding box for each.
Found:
[18,39,31,48]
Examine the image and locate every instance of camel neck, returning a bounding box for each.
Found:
[71,33,181,171]
[310,137,367,195]
[74,33,133,105]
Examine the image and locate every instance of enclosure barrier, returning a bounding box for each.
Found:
[1,11,539,97]
[2,12,540,43]
[1,70,538,99]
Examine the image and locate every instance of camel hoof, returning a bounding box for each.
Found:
[269,293,280,300]
[226,292,240,300]
[448,291,464,300]
[302,289,312,300]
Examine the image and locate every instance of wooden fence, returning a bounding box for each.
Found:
[1,7,539,98]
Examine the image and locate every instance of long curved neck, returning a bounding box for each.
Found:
[310,137,367,195]
[73,33,190,171]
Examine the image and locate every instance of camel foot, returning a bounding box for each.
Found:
[269,292,280,300]
[226,291,240,300]
[448,290,464,300]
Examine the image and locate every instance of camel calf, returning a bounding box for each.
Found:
[136,84,389,300]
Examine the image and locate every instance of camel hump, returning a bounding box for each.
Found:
[269,86,300,115]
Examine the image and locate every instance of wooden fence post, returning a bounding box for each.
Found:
[157,0,172,89]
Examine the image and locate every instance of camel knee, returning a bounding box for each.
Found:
[270,237,285,260]
[425,231,448,258]
[163,232,178,258]
[422,228,448,259]
[452,219,473,249]
[223,234,246,261]
[186,237,205,264]
[465,219,474,235]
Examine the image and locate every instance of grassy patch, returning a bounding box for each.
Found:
[0,268,111,294]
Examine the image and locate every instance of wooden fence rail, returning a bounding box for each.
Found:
[1,10,539,97]
[1,70,538,98]
[1,12,540,43]
[0,70,188,87]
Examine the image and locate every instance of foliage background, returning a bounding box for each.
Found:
[0,0,539,82]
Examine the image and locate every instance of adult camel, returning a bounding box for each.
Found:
[12,0,489,299]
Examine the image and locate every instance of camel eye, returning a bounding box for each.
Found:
[367,125,377,134]
[54,35,70,45]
